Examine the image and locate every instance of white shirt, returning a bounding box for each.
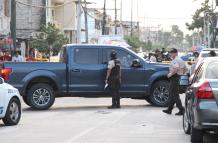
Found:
[149,56,157,62]
[108,60,115,69]
[170,56,187,75]
[12,55,25,62]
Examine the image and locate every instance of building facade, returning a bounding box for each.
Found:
[0,0,12,51]
[16,0,45,40]
[46,0,77,43]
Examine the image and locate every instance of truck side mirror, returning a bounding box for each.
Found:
[131,59,142,68]
[0,77,4,84]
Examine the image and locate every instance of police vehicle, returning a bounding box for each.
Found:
[0,77,21,126]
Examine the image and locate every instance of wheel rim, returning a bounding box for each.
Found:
[153,85,169,105]
[9,102,20,122]
[33,88,51,107]
[183,110,189,131]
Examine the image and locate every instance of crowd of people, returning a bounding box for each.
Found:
[0,50,25,63]
[146,48,171,62]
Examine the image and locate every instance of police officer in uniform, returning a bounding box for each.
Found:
[163,48,187,115]
[105,50,121,109]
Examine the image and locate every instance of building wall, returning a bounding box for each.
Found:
[47,0,76,43]
[0,0,10,36]
[16,0,45,39]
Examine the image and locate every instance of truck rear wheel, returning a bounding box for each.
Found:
[27,83,55,110]
[149,80,170,107]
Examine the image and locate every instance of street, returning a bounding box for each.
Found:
[0,97,217,143]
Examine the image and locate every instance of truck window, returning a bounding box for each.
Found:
[103,49,135,68]
[74,48,99,64]
[59,46,66,62]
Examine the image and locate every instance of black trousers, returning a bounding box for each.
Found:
[109,80,120,106]
[167,74,183,111]
[111,89,120,106]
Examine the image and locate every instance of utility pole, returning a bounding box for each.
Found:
[10,0,16,49]
[84,0,88,43]
[115,0,117,34]
[208,15,211,48]
[102,0,106,35]
[76,0,82,43]
[130,0,133,36]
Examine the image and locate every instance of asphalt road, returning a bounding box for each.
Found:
[0,97,217,143]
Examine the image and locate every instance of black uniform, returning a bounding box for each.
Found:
[108,59,121,108]
[168,74,183,111]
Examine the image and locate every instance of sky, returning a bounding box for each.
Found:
[88,0,207,34]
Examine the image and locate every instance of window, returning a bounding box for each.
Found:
[192,63,204,83]
[206,62,218,79]
[59,47,66,63]
[74,48,99,64]
[103,49,135,68]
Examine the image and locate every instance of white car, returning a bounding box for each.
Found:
[0,77,22,126]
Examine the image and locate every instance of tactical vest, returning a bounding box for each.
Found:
[108,59,121,86]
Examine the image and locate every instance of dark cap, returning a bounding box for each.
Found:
[110,50,117,59]
[169,48,178,53]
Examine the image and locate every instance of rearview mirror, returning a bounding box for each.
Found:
[131,59,142,68]
[0,77,4,84]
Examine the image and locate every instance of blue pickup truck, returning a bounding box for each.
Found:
[1,44,170,110]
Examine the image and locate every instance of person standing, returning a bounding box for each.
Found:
[105,50,121,109]
[163,48,187,116]
[12,51,25,62]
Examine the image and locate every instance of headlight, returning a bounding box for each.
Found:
[8,89,18,94]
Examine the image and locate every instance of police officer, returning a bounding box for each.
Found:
[163,48,187,116]
[105,50,121,109]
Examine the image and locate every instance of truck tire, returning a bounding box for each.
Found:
[149,80,170,107]
[3,98,21,126]
[191,127,203,143]
[22,96,31,106]
[27,83,55,110]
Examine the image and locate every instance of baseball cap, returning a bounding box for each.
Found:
[169,48,178,53]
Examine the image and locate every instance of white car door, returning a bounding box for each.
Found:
[0,84,5,114]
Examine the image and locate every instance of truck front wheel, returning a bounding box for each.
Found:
[149,80,170,107]
[27,83,55,110]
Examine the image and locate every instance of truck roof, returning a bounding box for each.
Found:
[65,44,128,49]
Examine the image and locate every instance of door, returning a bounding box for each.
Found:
[103,48,146,95]
[0,85,5,115]
[69,47,105,93]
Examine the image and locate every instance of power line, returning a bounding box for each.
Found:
[16,0,75,9]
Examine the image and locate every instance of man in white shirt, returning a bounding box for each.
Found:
[12,51,25,62]
[163,48,187,116]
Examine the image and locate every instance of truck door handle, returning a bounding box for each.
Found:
[72,69,81,72]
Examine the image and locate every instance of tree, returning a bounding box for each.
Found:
[30,23,69,57]
[186,0,218,47]
[124,34,141,51]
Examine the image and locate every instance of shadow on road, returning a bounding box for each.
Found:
[22,104,154,113]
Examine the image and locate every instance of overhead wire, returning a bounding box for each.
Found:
[16,0,75,9]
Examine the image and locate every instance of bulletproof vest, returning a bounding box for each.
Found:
[110,59,121,79]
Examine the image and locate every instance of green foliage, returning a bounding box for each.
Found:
[30,23,69,56]
[124,34,141,49]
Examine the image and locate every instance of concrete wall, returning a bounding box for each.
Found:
[0,0,10,36]
[16,0,45,39]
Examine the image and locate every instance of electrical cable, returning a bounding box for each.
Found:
[16,0,75,9]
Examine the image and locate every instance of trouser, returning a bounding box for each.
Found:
[111,89,120,106]
[109,80,120,106]
[167,74,183,111]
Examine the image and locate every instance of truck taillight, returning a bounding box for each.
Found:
[196,81,214,99]
[0,68,12,80]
